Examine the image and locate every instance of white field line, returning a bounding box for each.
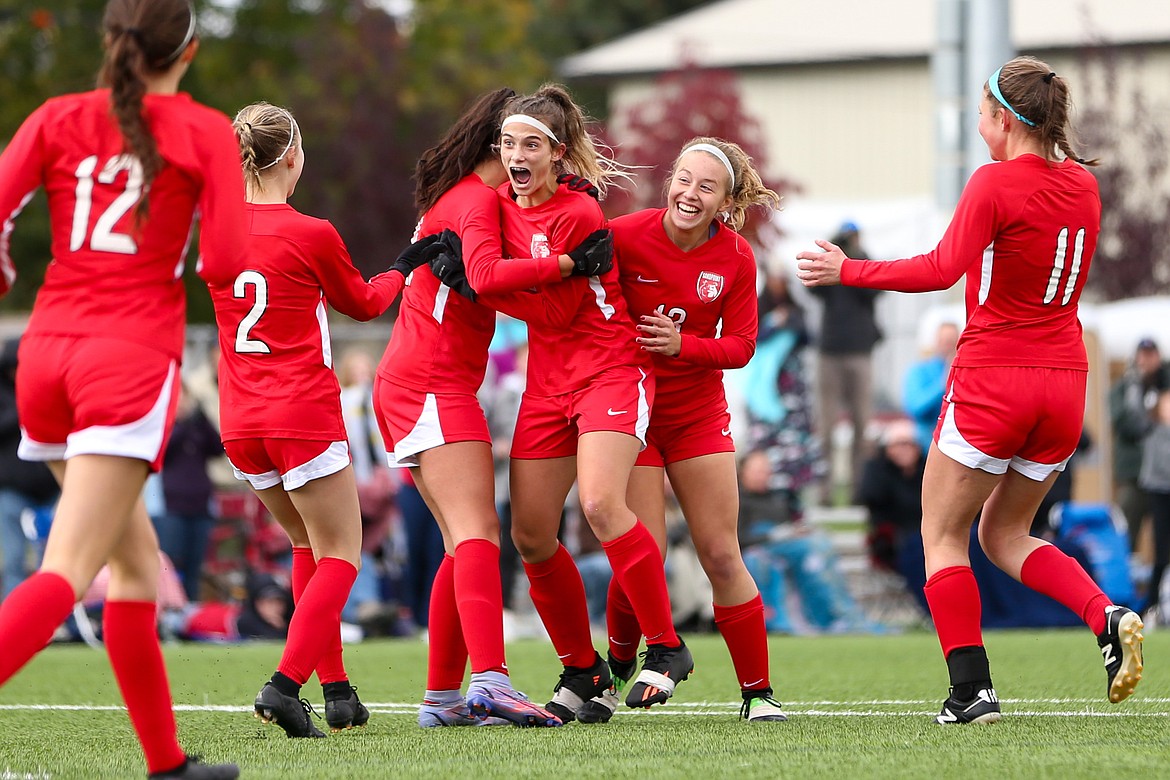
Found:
[1,699,1168,718]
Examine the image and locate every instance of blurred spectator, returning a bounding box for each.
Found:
[808,221,882,503]
[177,571,293,642]
[1139,390,1170,618]
[154,383,222,602]
[337,348,400,635]
[856,418,928,612]
[1109,337,1170,551]
[902,321,959,453]
[0,337,59,600]
[739,270,825,513]
[738,449,859,633]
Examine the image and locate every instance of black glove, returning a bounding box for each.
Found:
[567,228,614,277]
[390,232,442,277]
[557,172,600,200]
[427,229,478,302]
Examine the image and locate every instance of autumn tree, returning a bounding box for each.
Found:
[599,59,798,249]
[1076,45,1170,300]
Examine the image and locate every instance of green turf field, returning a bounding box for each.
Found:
[0,630,1166,779]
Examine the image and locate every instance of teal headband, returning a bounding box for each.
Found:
[988,66,1037,127]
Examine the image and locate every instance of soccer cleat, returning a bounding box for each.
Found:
[545,652,613,723]
[418,697,481,728]
[254,683,326,738]
[465,673,563,728]
[577,652,637,724]
[324,685,370,731]
[935,687,1001,724]
[625,640,694,709]
[1098,605,1145,703]
[148,755,240,779]
[740,688,788,722]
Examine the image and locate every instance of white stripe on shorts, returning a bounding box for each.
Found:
[387,393,444,468]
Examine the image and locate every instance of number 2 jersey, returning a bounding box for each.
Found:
[613,208,757,416]
[0,89,248,359]
[209,203,404,441]
[841,155,1100,370]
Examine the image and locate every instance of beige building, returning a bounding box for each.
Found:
[564,0,1170,501]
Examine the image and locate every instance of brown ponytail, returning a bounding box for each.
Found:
[98,0,197,220]
[988,55,1099,167]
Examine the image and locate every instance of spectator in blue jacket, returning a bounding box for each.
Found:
[902,321,960,453]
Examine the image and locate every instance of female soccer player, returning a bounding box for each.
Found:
[210,102,424,738]
[0,1,243,777]
[574,137,785,725]
[451,84,692,722]
[796,56,1143,723]
[375,87,607,728]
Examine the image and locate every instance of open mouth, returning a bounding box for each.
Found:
[510,167,532,187]
[676,202,701,217]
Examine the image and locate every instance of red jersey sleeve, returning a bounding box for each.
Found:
[459,192,561,294]
[0,104,49,298]
[192,112,249,287]
[677,250,758,369]
[312,221,404,321]
[841,165,997,292]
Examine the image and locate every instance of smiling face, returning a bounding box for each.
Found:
[500,120,563,206]
[665,150,734,236]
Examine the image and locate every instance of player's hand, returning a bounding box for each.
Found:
[636,310,682,357]
[557,172,600,200]
[428,230,478,302]
[795,239,847,287]
[567,229,613,277]
[390,232,442,277]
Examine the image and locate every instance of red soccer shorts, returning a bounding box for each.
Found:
[224,438,349,491]
[16,334,180,472]
[637,398,734,468]
[373,376,490,467]
[511,365,653,460]
[935,365,1087,480]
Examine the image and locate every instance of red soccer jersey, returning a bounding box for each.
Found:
[379,174,561,394]
[210,203,404,440]
[0,89,247,359]
[841,155,1100,370]
[613,208,758,400]
[498,183,642,396]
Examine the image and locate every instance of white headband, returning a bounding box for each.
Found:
[158,2,197,66]
[682,143,735,190]
[501,114,560,144]
[258,109,299,171]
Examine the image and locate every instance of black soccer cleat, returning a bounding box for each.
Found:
[935,687,1001,724]
[324,684,370,731]
[545,652,613,723]
[577,652,637,724]
[254,682,326,738]
[148,755,240,779]
[625,640,694,709]
[1098,605,1144,703]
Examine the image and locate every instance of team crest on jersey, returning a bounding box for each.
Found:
[696,271,724,303]
[530,233,551,259]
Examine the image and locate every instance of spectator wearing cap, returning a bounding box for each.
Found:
[1109,337,1170,552]
[809,221,883,503]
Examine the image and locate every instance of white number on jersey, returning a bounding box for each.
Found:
[69,154,144,254]
[233,270,272,354]
[655,303,688,331]
[1043,227,1085,306]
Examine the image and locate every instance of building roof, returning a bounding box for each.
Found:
[562,0,1170,78]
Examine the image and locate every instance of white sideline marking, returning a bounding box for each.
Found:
[1,699,1168,718]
